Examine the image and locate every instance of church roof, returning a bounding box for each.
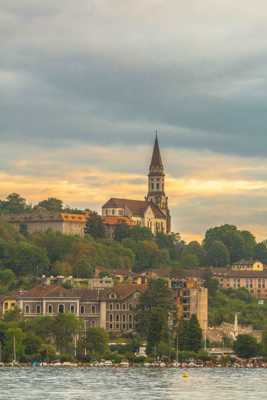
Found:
[102,198,166,219]
[150,135,164,171]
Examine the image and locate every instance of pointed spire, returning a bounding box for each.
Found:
[150,131,164,171]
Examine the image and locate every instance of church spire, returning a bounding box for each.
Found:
[149,132,164,174]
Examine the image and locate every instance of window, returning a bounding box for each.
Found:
[25,305,30,314]
[109,314,113,322]
[129,314,133,322]
[122,324,126,330]
[48,305,53,314]
[109,303,113,310]
[4,303,8,310]
[70,305,75,313]
[122,303,126,311]
[92,305,96,314]
[80,305,85,314]
[58,304,65,314]
[122,314,126,322]
[109,323,113,329]
[116,314,120,322]
[112,209,115,215]
[156,183,160,190]
[91,320,96,327]
[116,303,120,310]
[36,305,41,314]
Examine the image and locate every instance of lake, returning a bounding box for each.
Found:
[0,368,266,400]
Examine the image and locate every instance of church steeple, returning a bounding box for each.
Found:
[146,134,171,232]
[149,133,164,173]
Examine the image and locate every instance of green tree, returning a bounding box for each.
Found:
[114,223,131,241]
[0,193,31,214]
[5,327,25,361]
[32,230,77,264]
[11,241,49,276]
[206,240,230,267]
[254,241,267,264]
[185,314,202,352]
[136,279,174,339]
[52,314,80,354]
[84,212,106,239]
[146,307,169,355]
[73,257,95,278]
[85,327,109,358]
[234,334,258,358]
[23,333,42,358]
[36,198,63,212]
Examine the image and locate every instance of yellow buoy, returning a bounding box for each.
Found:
[181,371,189,379]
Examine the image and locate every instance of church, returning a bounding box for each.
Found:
[102,136,171,235]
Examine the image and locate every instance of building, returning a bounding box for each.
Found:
[172,278,208,333]
[214,268,267,299]
[102,135,171,234]
[5,210,88,237]
[231,259,264,272]
[0,284,145,334]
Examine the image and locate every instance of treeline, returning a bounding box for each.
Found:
[1,193,267,291]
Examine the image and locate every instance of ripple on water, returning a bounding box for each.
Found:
[0,368,266,400]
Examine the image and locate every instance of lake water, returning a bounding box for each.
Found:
[0,368,266,400]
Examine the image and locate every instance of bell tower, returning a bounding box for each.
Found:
[145,134,171,232]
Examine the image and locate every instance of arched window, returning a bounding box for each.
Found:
[36,305,41,314]
[80,305,85,314]
[48,305,53,314]
[58,304,65,314]
[70,305,75,313]
[25,305,30,314]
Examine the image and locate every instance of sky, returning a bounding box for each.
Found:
[1,0,267,242]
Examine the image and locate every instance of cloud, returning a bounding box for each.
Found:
[1,1,267,241]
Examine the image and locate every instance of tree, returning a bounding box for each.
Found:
[11,241,50,276]
[0,269,16,288]
[114,223,130,241]
[234,334,258,358]
[203,224,255,264]
[23,333,42,358]
[0,193,31,214]
[146,307,169,355]
[85,327,109,358]
[128,226,153,241]
[185,315,202,352]
[72,257,95,278]
[254,242,267,264]
[32,230,77,264]
[176,315,202,352]
[84,212,106,239]
[52,314,81,354]
[206,240,230,267]
[36,198,63,212]
[136,279,174,339]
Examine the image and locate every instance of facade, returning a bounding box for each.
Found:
[172,278,208,333]
[231,259,264,272]
[5,211,88,237]
[102,135,171,234]
[0,284,145,334]
[214,269,267,299]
